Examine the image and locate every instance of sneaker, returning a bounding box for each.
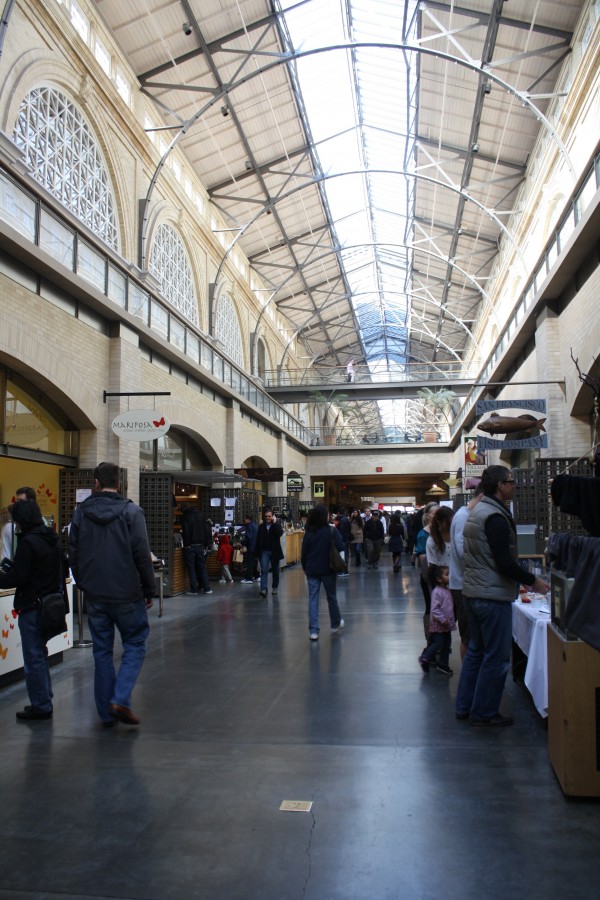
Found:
[272,588,278,595]
[309,632,319,641]
[437,664,453,676]
[259,590,268,598]
[338,572,349,577]
[240,579,253,584]
[203,590,213,595]
[218,578,226,584]
[418,655,430,673]
[331,619,345,634]
[253,577,260,583]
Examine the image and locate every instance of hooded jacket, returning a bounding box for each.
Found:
[68,491,155,603]
[0,525,64,611]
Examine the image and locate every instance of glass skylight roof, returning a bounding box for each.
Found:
[278,0,418,428]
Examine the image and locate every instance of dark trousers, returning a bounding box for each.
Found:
[244,551,258,580]
[185,544,210,593]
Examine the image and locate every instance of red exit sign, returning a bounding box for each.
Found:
[376,466,383,473]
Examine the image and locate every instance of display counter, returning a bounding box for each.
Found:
[0,583,74,683]
[511,598,550,717]
[283,530,303,565]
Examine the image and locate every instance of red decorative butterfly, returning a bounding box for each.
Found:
[153,417,165,427]
[9,623,14,630]
[11,609,18,618]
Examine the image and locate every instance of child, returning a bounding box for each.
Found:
[418,564,455,675]
[217,534,234,583]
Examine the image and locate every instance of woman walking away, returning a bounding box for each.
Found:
[418,565,455,676]
[0,500,67,720]
[301,504,345,641]
[414,502,438,646]
[350,509,364,566]
[426,506,454,568]
[388,512,404,573]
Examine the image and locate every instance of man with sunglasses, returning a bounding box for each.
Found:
[455,466,550,726]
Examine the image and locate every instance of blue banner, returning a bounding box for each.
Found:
[477,435,548,451]
[475,398,546,415]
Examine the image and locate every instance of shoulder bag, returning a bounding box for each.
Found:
[329,530,347,574]
[38,591,68,640]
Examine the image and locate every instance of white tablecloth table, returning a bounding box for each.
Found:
[512,599,551,717]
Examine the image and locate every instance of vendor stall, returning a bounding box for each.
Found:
[0,583,74,685]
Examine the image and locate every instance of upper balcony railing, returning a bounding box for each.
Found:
[264,361,473,388]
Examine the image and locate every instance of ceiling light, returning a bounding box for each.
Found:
[182,21,192,36]
[472,142,480,153]
[221,106,229,117]
[426,483,446,496]
[244,159,252,171]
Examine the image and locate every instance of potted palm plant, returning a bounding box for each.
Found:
[417,387,458,442]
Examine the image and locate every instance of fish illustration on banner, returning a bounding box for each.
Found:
[477,413,546,435]
[475,399,548,451]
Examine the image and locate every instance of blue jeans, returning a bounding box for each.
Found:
[307,574,342,634]
[260,551,280,592]
[422,631,451,667]
[18,607,53,712]
[185,545,210,593]
[87,600,150,722]
[455,598,513,720]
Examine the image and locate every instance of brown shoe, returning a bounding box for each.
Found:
[109,703,140,725]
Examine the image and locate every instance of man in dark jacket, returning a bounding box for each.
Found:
[68,462,155,727]
[364,509,385,569]
[240,513,258,584]
[0,500,65,720]
[255,508,283,597]
[181,506,214,595]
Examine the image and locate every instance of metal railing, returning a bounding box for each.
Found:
[265,361,473,388]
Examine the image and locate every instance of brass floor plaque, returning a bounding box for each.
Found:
[279,800,313,812]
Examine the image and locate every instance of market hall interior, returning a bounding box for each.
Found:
[1,561,599,900]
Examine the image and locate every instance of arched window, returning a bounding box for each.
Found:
[257,338,266,379]
[13,87,118,249]
[214,294,243,367]
[140,428,210,471]
[149,224,198,325]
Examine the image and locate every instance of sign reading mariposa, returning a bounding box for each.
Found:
[111,409,170,442]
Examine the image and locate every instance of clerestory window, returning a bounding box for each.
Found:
[214,294,243,367]
[14,87,118,250]
[149,223,198,326]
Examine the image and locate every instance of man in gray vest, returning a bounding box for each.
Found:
[455,466,549,726]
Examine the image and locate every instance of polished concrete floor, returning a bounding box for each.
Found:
[0,557,598,900]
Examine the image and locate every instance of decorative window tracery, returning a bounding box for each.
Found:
[214,294,243,367]
[14,87,118,249]
[149,223,197,325]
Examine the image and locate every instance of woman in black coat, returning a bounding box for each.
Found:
[301,504,345,641]
[0,500,66,720]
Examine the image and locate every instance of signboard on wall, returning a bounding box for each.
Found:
[111,410,170,442]
[313,481,325,498]
[234,467,284,481]
[287,475,304,492]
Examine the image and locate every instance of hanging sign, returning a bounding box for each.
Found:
[111,409,170,442]
[475,399,547,451]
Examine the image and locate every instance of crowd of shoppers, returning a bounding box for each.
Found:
[1,464,549,731]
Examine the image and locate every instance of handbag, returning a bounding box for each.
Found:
[329,530,347,574]
[232,549,244,564]
[38,591,68,640]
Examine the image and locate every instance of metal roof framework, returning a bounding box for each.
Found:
[95,0,583,432]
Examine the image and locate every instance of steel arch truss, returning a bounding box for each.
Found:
[130,0,578,423]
